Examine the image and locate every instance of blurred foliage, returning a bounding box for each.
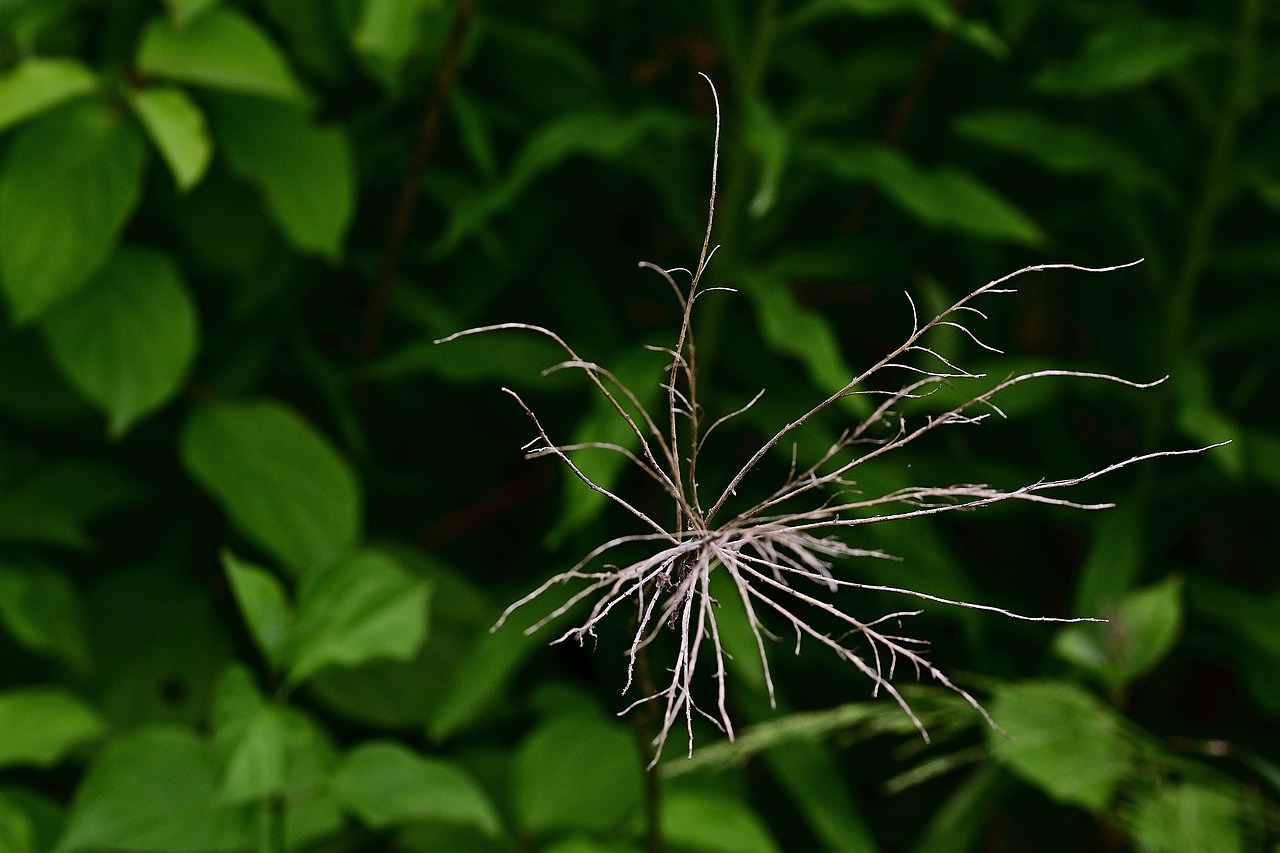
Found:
[0,0,1278,851]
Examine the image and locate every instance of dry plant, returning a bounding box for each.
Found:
[437,75,1219,767]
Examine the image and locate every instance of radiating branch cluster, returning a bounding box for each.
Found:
[436,75,1220,766]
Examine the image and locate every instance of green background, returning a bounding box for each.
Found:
[1,1,1277,851]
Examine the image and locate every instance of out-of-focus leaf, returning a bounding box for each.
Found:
[543,840,643,853]
[1069,503,1144,617]
[662,789,781,853]
[57,726,252,852]
[163,0,221,28]
[181,399,362,574]
[0,688,106,769]
[546,346,668,547]
[221,553,292,669]
[0,101,146,323]
[908,766,1014,853]
[329,740,502,835]
[989,681,1128,812]
[137,9,307,104]
[512,714,642,834]
[210,96,354,258]
[128,86,213,191]
[0,326,89,422]
[286,550,431,685]
[262,0,351,81]
[1055,576,1184,690]
[210,666,287,803]
[1173,356,1243,475]
[1034,18,1223,95]
[0,561,88,670]
[435,108,696,254]
[370,331,573,388]
[39,247,199,437]
[1191,581,1280,717]
[805,141,1045,246]
[954,110,1169,194]
[353,0,442,88]
[743,96,789,218]
[451,88,499,180]
[786,0,1006,58]
[0,57,96,132]
[0,461,143,550]
[1124,783,1242,853]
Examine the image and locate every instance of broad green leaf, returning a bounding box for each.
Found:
[1124,783,1242,853]
[210,666,287,803]
[662,790,781,853]
[0,100,147,323]
[0,688,106,769]
[210,96,354,258]
[512,715,642,833]
[353,0,442,87]
[163,0,221,28]
[546,346,667,547]
[138,10,307,103]
[0,57,97,133]
[0,561,88,670]
[39,247,199,437]
[1034,18,1222,95]
[221,553,292,667]
[989,681,1128,812]
[329,740,502,835]
[954,110,1168,194]
[129,86,213,191]
[544,841,643,853]
[286,550,431,684]
[57,726,252,852]
[181,399,362,574]
[805,141,1045,246]
[1055,576,1184,690]
[0,461,143,550]
[1069,504,1145,617]
[0,791,38,853]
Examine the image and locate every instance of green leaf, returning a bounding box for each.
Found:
[128,86,213,191]
[1124,783,1242,853]
[662,790,781,853]
[0,100,147,323]
[209,96,355,258]
[286,550,431,684]
[0,561,89,670]
[1190,582,1280,717]
[353,0,442,88]
[1034,18,1223,95]
[137,9,307,103]
[39,247,199,437]
[0,57,97,133]
[512,714,643,833]
[0,460,144,550]
[1055,576,1184,690]
[546,346,667,547]
[221,552,292,668]
[805,141,1045,246]
[989,681,1128,812]
[0,687,106,769]
[787,0,1006,58]
[162,0,221,28]
[329,740,502,835]
[908,766,1014,853]
[1069,504,1145,617]
[56,726,252,852]
[954,110,1169,194]
[181,398,362,574]
[210,666,287,803]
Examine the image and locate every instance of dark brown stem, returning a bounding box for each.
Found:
[630,627,664,852]
[359,0,480,364]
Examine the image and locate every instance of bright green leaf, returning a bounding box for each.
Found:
[989,681,1128,812]
[1125,783,1242,853]
[0,461,143,550]
[39,247,199,437]
[1056,576,1184,690]
[0,100,146,323]
[353,0,442,87]
[209,96,354,258]
[0,561,88,670]
[221,553,292,668]
[57,726,252,852]
[287,551,430,684]
[329,740,502,835]
[0,688,106,769]
[163,0,221,28]
[211,666,288,803]
[1034,18,1223,95]
[662,789,781,853]
[0,57,97,133]
[129,86,213,191]
[181,399,362,574]
[137,9,307,104]
[513,714,642,833]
